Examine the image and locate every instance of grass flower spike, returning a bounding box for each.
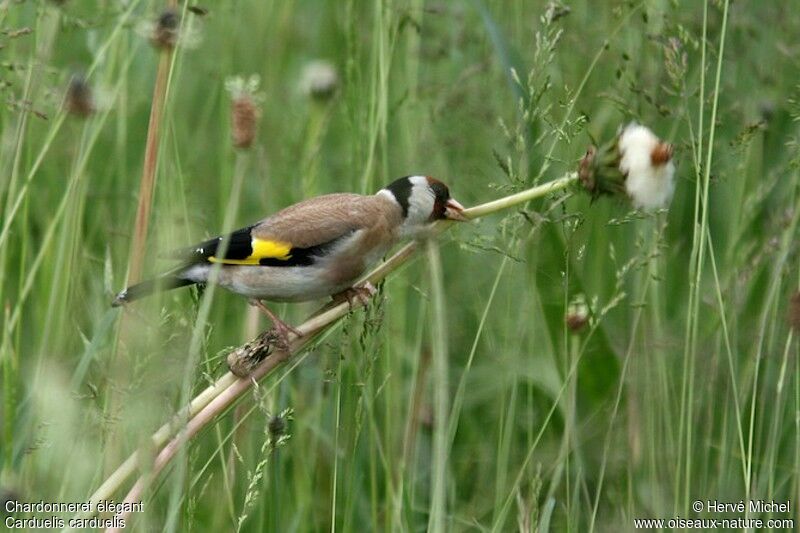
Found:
[619,122,676,210]
[226,75,263,149]
[579,122,675,210]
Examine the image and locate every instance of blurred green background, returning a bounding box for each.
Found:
[1,0,799,530]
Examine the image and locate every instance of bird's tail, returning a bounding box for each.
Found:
[112,268,196,307]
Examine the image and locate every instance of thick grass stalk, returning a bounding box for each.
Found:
[82,172,577,526]
[426,240,449,533]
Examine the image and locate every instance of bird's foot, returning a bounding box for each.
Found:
[269,320,302,352]
[247,299,303,351]
[332,282,377,310]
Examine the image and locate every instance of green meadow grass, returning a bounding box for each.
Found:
[1,0,799,531]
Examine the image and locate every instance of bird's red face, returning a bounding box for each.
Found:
[426,177,468,222]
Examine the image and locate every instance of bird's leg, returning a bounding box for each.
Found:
[248,299,303,350]
[331,281,377,310]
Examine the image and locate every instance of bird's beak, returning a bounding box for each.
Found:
[444,199,469,221]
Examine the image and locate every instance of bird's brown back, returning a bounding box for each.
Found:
[251,193,402,249]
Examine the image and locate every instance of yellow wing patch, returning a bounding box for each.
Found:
[208,238,292,265]
[251,238,292,260]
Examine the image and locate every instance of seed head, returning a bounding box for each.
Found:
[619,123,676,210]
[578,122,676,211]
[64,74,95,118]
[565,294,590,332]
[299,60,339,101]
[577,139,626,200]
[225,75,263,149]
[231,99,258,149]
[150,8,181,50]
[268,415,286,438]
[267,408,293,447]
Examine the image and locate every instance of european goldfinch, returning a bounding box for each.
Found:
[113,175,467,343]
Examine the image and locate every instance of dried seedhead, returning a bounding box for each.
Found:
[576,137,625,200]
[64,74,95,118]
[565,294,590,332]
[267,408,293,447]
[578,145,597,194]
[267,415,286,439]
[226,327,279,377]
[225,75,263,149]
[150,8,181,50]
[231,98,258,149]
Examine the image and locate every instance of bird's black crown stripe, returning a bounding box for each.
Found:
[383,176,414,218]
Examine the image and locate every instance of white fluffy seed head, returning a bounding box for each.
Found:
[300,60,339,100]
[619,122,676,210]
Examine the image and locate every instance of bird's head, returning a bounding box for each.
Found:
[378,175,468,238]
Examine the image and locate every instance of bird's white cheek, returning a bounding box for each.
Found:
[407,186,435,224]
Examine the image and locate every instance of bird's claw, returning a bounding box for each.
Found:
[269,322,300,352]
[333,282,377,310]
[248,299,303,346]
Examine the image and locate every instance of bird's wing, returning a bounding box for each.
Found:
[172,193,392,267]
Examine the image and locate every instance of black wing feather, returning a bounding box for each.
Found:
[166,226,354,267]
[183,226,256,262]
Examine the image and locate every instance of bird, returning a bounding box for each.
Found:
[112,175,468,346]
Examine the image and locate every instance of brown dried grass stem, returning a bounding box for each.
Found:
[127,50,172,285]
